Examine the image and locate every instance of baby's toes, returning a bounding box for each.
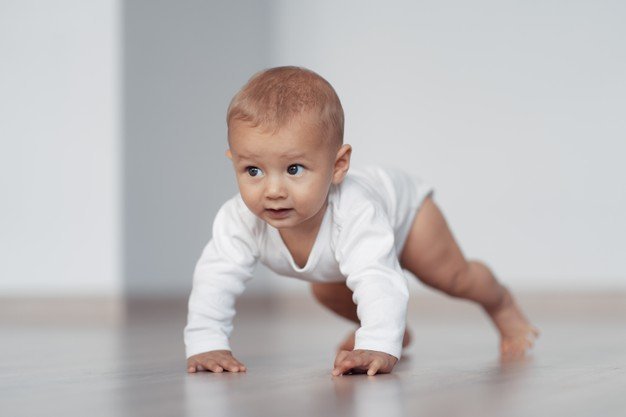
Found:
[522,327,539,349]
[530,325,541,338]
[501,346,522,360]
[501,338,529,358]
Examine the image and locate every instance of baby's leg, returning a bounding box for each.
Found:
[310,282,411,352]
[399,196,539,358]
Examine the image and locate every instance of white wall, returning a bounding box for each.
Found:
[270,0,626,290]
[2,1,624,297]
[0,1,121,295]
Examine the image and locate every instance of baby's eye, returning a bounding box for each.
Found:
[246,166,264,177]
[287,164,305,176]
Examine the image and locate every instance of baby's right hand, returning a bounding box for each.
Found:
[186,350,247,373]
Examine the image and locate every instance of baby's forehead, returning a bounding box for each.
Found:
[231,114,328,144]
[255,109,323,133]
[229,124,335,163]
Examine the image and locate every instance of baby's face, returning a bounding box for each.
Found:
[227,114,345,231]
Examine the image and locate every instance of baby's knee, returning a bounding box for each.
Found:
[310,282,351,305]
[448,261,474,297]
[310,283,334,304]
[451,259,496,295]
[310,283,327,301]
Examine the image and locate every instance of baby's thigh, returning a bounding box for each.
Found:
[399,196,468,285]
[310,281,353,303]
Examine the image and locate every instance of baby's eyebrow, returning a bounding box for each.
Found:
[234,152,261,161]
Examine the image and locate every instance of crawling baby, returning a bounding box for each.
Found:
[184,66,539,376]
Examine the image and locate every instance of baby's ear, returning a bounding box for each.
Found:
[225,149,233,160]
[332,144,352,184]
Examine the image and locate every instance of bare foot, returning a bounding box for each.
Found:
[485,287,540,359]
[338,328,412,353]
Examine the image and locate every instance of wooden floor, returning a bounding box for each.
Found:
[1,292,625,417]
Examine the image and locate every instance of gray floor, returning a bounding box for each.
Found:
[1,292,625,417]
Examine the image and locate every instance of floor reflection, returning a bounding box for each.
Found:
[3,295,625,417]
[330,374,405,417]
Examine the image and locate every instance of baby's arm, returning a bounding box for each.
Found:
[184,198,259,372]
[333,202,410,375]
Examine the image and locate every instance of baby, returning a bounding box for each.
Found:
[185,66,539,376]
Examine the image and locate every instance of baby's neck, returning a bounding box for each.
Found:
[277,200,328,269]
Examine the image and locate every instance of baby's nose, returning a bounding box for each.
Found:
[265,176,287,198]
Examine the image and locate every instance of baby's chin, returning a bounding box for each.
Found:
[263,213,315,230]
[260,211,297,227]
[265,218,300,230]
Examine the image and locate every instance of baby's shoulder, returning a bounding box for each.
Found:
[333,166,393,211]
[331,167,394,224]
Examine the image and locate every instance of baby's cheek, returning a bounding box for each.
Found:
[240,198,261,217]
[301,183,326,206]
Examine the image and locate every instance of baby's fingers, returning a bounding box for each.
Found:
[201,359,225,373]
[332,353,368,376]
[187,350,248,374]
[334,350,350,368]
[220,358,246,373]
[211,353,247,373]
[367,358,384,376]
[187,359,202,373]
[187,359,223,373]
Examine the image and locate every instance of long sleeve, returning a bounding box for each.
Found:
[335,202,409,360]
[184,198,259,358]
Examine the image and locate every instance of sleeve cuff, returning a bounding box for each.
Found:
[353,338,403,361]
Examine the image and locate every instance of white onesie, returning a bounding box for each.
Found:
[185,166,434,360]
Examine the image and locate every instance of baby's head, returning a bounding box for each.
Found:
[225,66,352,230]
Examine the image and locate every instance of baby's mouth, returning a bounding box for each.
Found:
[265,208,293,218]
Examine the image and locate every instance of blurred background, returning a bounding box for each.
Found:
[2,0,625,303]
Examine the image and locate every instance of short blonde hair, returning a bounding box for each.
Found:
[227,66,344,148]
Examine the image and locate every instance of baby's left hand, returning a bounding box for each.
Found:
[332,349,398,376]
